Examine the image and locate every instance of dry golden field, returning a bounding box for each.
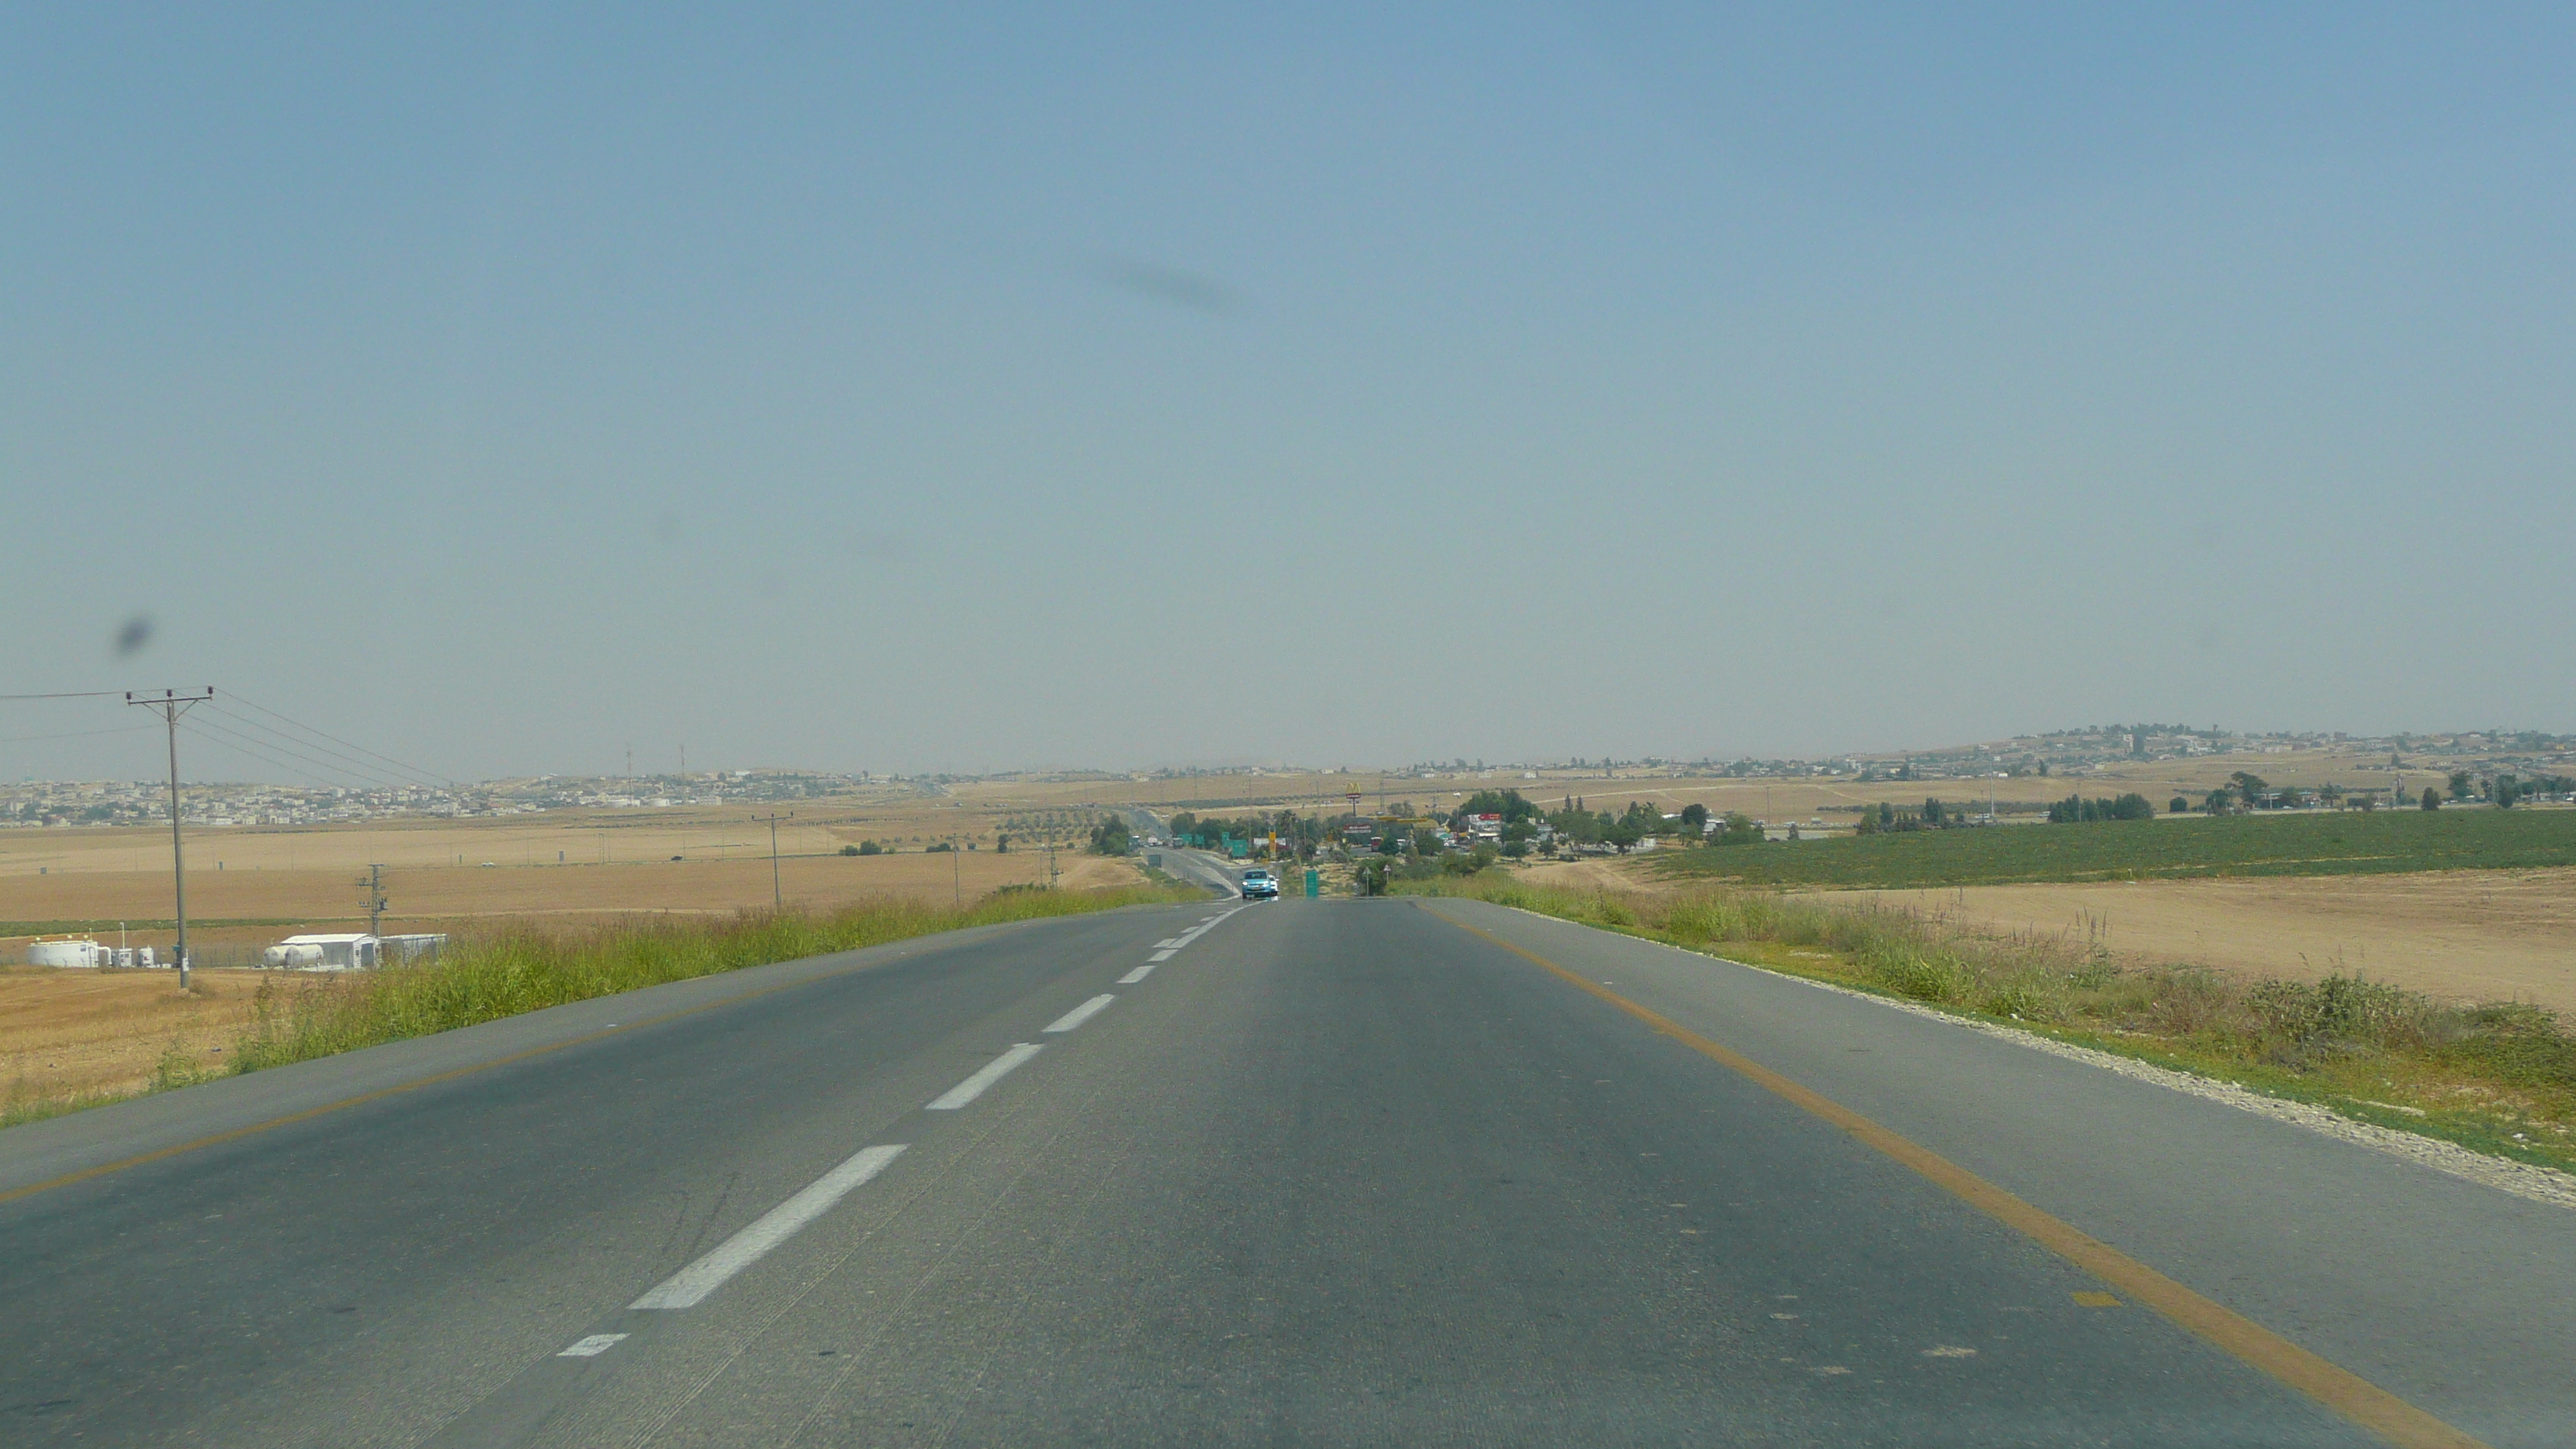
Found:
[1814,869,2576,1016]
[0,967,265,1111]
[1517,853,2576,1016]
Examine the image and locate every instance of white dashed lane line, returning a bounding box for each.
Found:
[1044,994,1116,1034]
[1118,963,1158,985]
[558,1334,628,1357]
[630,1143,909,1310]
[926,1043,1045,1111]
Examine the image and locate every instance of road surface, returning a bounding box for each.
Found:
[1,892,2567,1446]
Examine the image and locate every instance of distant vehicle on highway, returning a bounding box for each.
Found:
[1240,868,1279,899]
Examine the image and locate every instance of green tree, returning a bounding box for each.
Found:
[2448,770,2474,800]
[2168,796,2189,814]
[1459,789,1539,824]
[1088,817,1133,855]
[2420,786,2442,810]
[2228,771,2269,807]
[1714,812,1764,846]
[1678,802,1708,836]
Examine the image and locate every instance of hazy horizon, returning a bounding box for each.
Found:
[9,5,2572,784]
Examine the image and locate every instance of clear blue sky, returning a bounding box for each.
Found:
[7,4,2572,782]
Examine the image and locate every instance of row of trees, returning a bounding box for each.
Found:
[2046,793,2156,824]
[1853,797,1968,833]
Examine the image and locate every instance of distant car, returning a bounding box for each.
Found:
[1240,868,1279,899]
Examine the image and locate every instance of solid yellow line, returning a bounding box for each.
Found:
[1426,906,2489,1449]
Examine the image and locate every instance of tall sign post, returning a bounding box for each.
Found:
[126,688,214,990]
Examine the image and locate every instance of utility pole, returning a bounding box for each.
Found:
[752,812,790,911]
[951,835,961,906]
[126,688,213,990]
[361,864,387,938]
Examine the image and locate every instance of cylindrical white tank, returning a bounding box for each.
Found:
[262,943,324,970]
[28,940,101,968]
[137,946,156,968]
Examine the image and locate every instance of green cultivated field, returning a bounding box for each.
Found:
[1652,809,2576,890]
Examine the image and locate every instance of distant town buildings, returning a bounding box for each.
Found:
[0,769,889,830]
[5,728,2567,832]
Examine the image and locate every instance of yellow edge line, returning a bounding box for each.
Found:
[1425,906,2489,1449]
[0,916,1052,1208]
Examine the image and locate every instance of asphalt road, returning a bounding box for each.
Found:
[2,892,2567,1446]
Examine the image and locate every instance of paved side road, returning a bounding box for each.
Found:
[0,895,2561,1445]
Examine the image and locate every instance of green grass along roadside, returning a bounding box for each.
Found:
[1651,807,2576,890]
[1,882,1205,1132]
[1397,872,2576,1176]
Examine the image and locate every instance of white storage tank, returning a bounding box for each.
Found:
[27,939,102,968]
[261,942,327,970]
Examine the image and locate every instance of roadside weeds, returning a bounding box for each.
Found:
[0,883,1202,1129]
[1397,873,2576,1180]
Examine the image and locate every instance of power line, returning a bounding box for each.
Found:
[218,691,457,786]
[180,716,409,791]
[176,722,372,790]
[187,714,410,790]
[0,724,160,745]
[200,702,447,790]
[0,690,129,701]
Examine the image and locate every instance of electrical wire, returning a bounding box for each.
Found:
[176,717,355,785]
[175,722,364,790]
[180,715,410,791]
[200,702,448,790]
[0,724,160,745]
[216,691,457,786]
[0,690,130,701]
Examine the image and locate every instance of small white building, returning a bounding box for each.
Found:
[261,932,448,970]
[263,933,379,971]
